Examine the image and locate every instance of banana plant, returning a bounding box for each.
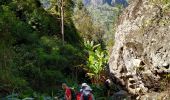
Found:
[84,40,108,84]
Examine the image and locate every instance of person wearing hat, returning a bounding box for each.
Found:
[80,83,95,100]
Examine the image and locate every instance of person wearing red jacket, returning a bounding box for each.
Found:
[80,83,95,100]
[62,83,72,100]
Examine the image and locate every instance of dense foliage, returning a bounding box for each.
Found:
[0,0,85,97]
[73,0,125,51]
[0,0,127,99]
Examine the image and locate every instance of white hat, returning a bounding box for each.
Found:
[81,83,88,87]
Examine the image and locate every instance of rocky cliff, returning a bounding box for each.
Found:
[109,0,170,98]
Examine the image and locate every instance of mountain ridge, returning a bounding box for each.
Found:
[83,0,128,7]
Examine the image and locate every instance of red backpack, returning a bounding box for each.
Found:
[76,92,81,100]
[76,92,93,100]
[82,93,93,100]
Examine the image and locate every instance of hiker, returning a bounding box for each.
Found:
[62,83,72,100]
[80,83,95,100]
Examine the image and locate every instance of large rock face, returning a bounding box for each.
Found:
[109,0,170,95]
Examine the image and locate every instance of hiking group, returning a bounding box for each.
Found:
[62,83,95,100]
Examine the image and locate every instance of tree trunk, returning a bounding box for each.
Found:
[61,0,64,45]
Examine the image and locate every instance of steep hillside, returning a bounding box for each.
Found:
[0,0,84,96]
[74,0,128,50]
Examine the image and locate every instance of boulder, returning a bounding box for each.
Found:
[109,0,170,96]
[112,90,130,100]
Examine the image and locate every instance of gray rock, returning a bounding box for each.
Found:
[109,0,170,95]
[140,91,170,100]
[112,90,130,100]
[115,90,128,95]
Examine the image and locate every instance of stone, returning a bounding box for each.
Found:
[112,90,130,100]
[109,0,170,96]
[140,92,170,100]
[115,90,128,95]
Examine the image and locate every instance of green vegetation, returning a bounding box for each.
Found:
[84,40,108,84]
[0,0,84,97]
[0,0,126,99]
[73,0,123,51]
[150,0,170,13]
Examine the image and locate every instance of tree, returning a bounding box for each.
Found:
[61,0,64,45]
[48,0,74,45]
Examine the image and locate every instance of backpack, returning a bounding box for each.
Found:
[83,93,94,100]
[83,94,90,100]
[70,88,76,100]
